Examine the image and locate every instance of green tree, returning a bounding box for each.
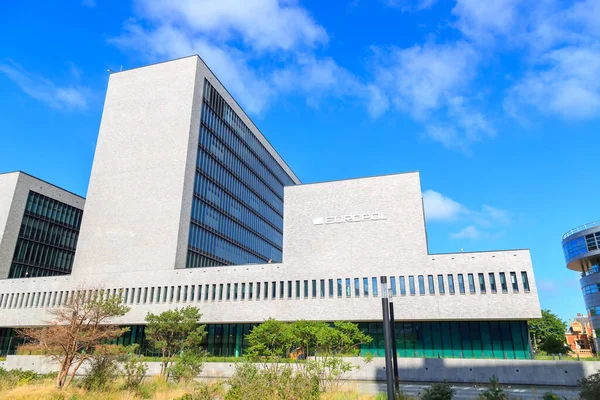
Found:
[18,288,130,389]
[540,336,571,355]
[246,320,372,392]
[529,309,567,352]
[145,306,207,377]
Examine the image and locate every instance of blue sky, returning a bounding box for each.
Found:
[1,0,600,323]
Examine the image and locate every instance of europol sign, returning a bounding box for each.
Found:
[313,212,388,225]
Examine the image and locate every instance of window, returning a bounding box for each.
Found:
[234,283,239,300]
[583,284,600,295]
[195,285,201,301]
[249,282,254,300]
[150,287,155,303]
[264,281,268,299]
[320,279,325,297]
[363,278,369,296]
[287,281,292,299]
[458,274,466,294]
[304,280,309,298]
[438,275,445,294]
[337,279,343,297]
[296,280,300,298]
[345,278,351,297]
[499,273,508,293]
[256,282,261,300]
[204,284,209,301]
[409,276,416,295]
[400,276,406,296]
[354,278,360,297]
[182,286,188,302]
[171,286,176,302]
[156,287,162,303]
[212,284,217,301]
[227,283,231,300]
[478,273,486,293]
[176,286,181,302]
[219,284,224,301]
[418,275,425,295]
[241,283,246,300]
[280,281,284,299]
[468,274,476,293]
[390,276,397,296]
[329,279,334,298]
[428,275,435,294]
[312,280,317,298]
[272,281,277,299]
[372,277,378,296]
[489,273,497,293]
[510,272,519,292]
[521,272,530,292]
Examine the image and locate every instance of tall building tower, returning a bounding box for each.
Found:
[72,56,299,276]
[0,172,84,279]
[562,221,600,351]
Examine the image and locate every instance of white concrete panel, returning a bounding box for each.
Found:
[72,57,201,275]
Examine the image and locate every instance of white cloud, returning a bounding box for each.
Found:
[451,0,524,43]
[0,60,88,111]
[505,43,600,122]
[423,190,510,240]
[451,0,600,122]
[383,0,437,11]
[372,42,478,118]
[450,225,483,240]
[111,1,361,115]
[422,190,467,221]
[370,42,494,149]
[132,0,328,52]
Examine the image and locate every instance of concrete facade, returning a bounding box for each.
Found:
[0,172,540,327]
[0,172,84,279]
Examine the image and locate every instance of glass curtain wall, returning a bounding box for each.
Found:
[8,191,83,278]
[187,80,296,268]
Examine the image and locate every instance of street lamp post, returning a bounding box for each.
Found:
[380,276,395,400]
[389,297,399,391]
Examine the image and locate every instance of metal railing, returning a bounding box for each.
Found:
[563,220,600,240]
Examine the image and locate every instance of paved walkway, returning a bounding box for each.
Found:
[355,381,580,399]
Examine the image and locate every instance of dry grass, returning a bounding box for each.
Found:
[0,376,191,400]
[0,376,385,400]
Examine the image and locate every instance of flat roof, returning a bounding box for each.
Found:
[0,170,85,200]
[109,55,301,185]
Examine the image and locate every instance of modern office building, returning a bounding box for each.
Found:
[562,221,600,351]
[0,56,541,359]
[0,172,84,279]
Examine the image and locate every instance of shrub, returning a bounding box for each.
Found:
[0,367,51,389]
[579,370,600,400]
[542,392,564,400]
[122,353,148,390]
[168,352,206,384]
[421,380,455,400]
[226,362,320,400]
[81,353,119,391]
[174,382,225,400]
[479,376,507,400]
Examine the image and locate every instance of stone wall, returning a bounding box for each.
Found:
[4,355,599,387]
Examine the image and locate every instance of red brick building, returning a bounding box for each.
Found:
[565,314,596,357]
